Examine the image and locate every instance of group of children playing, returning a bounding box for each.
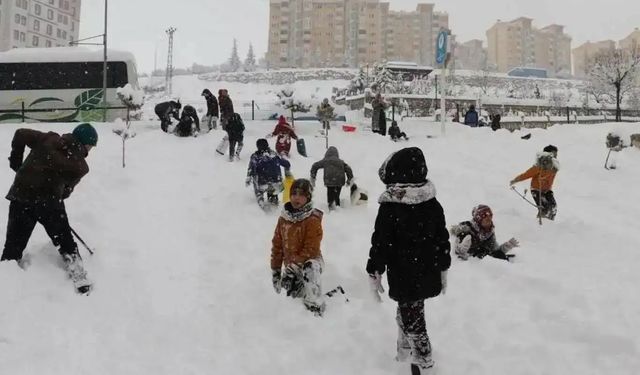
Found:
[261,133,560,373]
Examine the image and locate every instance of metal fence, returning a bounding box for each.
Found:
[0,103,128,123]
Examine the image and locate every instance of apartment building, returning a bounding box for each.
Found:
[454,39,487,70]
[267,0,448,68]
[535,24,572,77]
[571,40,615,78]
[486,17,536,73]
[0,0,81,52]
[619,28,640,52]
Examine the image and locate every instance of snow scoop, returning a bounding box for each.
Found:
[604,149,616,170]
[325,285,349,303]
[70,227,94,255]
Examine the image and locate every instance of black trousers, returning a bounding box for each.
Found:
[327,186,342,207]
[396,300,432,364]
[531,190,557,219]
[1,200,78,261]
[229,136,244,158]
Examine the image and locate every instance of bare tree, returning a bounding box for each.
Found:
[588,47,640,121]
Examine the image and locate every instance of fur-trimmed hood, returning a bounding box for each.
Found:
[378,180,436,205]
[535,151,560,171]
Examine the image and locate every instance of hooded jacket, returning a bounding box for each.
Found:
[310,147,353,187]
[7,129,89,205]
[202,89,219,117]
[511,152,559,192]
[367,147,450,303]
[218,89,234,121]
[271,203,323,270]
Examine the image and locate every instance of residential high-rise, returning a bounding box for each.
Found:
[267,0,448,68]
[454,39,487,70]
[619,28,640,52]
[535,24,572,77]
[571,40,616,78]
[0,0,81,52]
[486,17,536,73]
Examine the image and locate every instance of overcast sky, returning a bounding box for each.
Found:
[80,0,640,73]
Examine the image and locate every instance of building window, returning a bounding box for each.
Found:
[21,15,26,25]
[35,4,41,15]
[62,30,67,39]
[13,30,19,40]
[64,0,69,10]
[58,14,62,22]
[49,0,54,4]
[48,9,54,20]
[34,19,40,31]
[59,0,63,8]
[20,32,25,42]
[33,36,39,46]
[47,24,52,35]
[15,14,20,24]
[57,28,61,37]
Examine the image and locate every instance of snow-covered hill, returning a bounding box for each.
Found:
[0,118,639,375]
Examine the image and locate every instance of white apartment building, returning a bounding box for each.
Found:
[0,0,81,52]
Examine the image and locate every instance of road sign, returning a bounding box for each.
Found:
[436,30,448,66]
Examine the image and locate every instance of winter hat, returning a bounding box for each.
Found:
[378,147,428,185]
[472,204,493,224]
[201,89,211,97]
[290,178,313,201]
[72,123,98,146]
[256,138,269,151]
[543,145,558,153]
[277,115,288,126]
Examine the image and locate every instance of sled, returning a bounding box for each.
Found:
[342,124,357,132]
[296,138,307,157]
[282,174,295,204]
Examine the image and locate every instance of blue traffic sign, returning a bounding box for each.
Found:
[436,31,448,65]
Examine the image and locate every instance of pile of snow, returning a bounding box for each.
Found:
[0,119,639,375]
[199,68,356,85]
[116,84,145,109]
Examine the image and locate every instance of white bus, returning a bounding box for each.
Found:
[0,47,139,123]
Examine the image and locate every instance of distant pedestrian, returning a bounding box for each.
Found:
[464,104,479,127]
[201,89,219,130]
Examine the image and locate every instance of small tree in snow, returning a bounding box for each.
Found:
[276,87,312,127]
[373,65,396,93]
[588,46,640,121]
[548,90,568,115]
[115,84,144,168]
[228,38,241,72]
[244,43,256,72]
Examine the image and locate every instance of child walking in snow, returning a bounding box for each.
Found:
[246,139,291,210]
[270,179,326,316]
[450,205,519,261]
[269,115,298,157]
[310,146,353,210]
[510,145,559,220]
[366,147,450,373]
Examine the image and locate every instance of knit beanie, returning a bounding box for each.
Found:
[378,147,428,185]
[472,204,493,224]
[72,123,98,146]
[290,178,313,201]
[256,138,269,151]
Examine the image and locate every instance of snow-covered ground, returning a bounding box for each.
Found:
[0,117,639,375]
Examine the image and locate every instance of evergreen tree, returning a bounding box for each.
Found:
[228,39,241,72]
[244,43,256,72]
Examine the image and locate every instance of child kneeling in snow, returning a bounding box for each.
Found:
[389,120,409,141]
[270,179,326,316]
[510,145,559,220]
[450,205,519,261]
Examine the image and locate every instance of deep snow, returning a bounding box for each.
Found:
[0,117,639,375]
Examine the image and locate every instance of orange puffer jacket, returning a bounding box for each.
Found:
[512,165,557,192]
[271,207,323,270]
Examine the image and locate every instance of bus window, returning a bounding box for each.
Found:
[0,61,129,90]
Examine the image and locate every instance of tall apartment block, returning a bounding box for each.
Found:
[486,17,571,77]
[0,0,81,52]
[267,0,449,68]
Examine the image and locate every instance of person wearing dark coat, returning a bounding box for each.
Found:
[371,93,388,136]
[490,113,502,131]
[154,100,181,132]
[2,124,97,281]
[218,89,234,130]
[366,147,450,372]
[246,139,291,209]
[226,113,245,161]
[310,146,353,209]
[389,120,409,141]
[201,89,219,130]
[174,105,200,137]
[463,104,479,127]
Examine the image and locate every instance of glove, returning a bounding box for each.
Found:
[455,235,472,260]
[284,169,293,178]
[509,180,516,186]
[502,237,520,252]
[245,176,252,187]
[441,271,448,295]
[369,272,384,294]
[272,269,282,294]
[9,153,22,172]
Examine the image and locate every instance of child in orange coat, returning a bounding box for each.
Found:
[510,145,559,220]
[270,179,326,316]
